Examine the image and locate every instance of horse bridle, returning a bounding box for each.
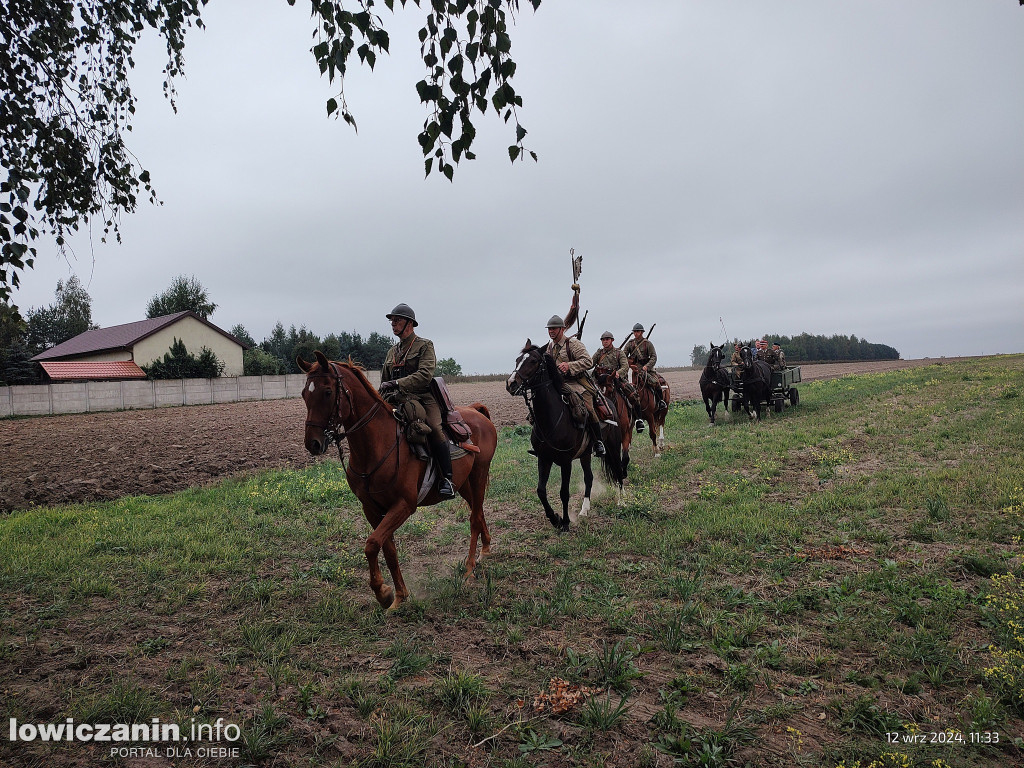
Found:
[511,348,568,444]
[304,361,385,456]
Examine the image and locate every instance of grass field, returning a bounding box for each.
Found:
[1,355,1023,767]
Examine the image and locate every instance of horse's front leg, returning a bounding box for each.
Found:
[537,457,561,530]
[560,461,574,529]
[577,454,594,521]
[364,499,415,610]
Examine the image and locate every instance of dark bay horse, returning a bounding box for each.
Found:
[594,364,634,480]
[506,341,624,530]
[298,351,497,610]
[699,343,731,425]
[631,365,671,457]
[737,346,773,421]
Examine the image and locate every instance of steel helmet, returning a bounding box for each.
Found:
[632,323,644,333]
[386,303,418,327]
[600,331,614,340]
[546,315,565,329]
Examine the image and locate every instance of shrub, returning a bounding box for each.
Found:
[142,337,225,379]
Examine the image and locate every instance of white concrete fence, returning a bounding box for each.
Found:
[0,370,383,418]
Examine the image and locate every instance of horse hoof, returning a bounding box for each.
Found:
[376,585,395,609]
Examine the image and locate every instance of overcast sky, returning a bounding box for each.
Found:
[15,0,1024,373]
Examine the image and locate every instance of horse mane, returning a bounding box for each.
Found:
[540,347,566,389]
[316,357,390,407]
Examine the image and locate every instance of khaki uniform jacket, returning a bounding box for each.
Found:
[546,336,594,397]
[381,334,443,435]
[382,334,436,394]
[592,347,629,380]
[623,337,657,371]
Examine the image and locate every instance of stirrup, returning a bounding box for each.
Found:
[635,420,645,433]
[657,400,668,412]
[592,440,606,456]
[438,477,456,499]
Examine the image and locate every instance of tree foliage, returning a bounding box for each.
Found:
[24,275,97,354]
[689,344,709,367]
[141,337,225,379]
[1,0,540,304]
[146,274,217,319]
[235,320,395,373]
[1,0,204,306]
[436,356,462,377]
[730,332,900,362]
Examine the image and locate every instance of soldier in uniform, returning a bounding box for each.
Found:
[593,331,644,431]
[623,323,668,412]
[761,341,780,370]
[730,343,743,367]
[378,303,455,499]
[772,344,786,370]
[545,315,606,456]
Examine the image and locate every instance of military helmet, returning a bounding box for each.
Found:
[386,303,418,327]
[632,323,645,333]
[600,331,614,340]
[546,315,565,329]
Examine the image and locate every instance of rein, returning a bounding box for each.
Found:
[515,352,573,451]
[305,362,400,492]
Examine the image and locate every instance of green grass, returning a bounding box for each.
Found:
[1,355,1023,767]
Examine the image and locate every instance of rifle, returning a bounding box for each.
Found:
[618,322,656,349]
[574,310,588,340]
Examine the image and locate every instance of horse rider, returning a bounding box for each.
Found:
[593,330,644,431]
[377,303,456,499]
[623,323,668,412]
[545,314,607,456]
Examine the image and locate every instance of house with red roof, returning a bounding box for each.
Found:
[31,312,247,380]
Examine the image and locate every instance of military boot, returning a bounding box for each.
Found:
[654,386,668,412]
[589,420,607,456]
[430,437,456,499]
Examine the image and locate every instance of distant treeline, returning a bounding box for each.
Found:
[233,322,394,376]
[744,333,899,362]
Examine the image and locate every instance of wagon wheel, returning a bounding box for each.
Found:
[789,388,799,406]
[773,396,785,413]
[731,396,742,412]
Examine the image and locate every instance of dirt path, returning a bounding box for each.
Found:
[0,358,954,512]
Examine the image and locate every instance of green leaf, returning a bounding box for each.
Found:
[442,163,454,181]
[508,145,520,163]
[424,157,433,176]
[327,98,338,116]
[515,123,527,142]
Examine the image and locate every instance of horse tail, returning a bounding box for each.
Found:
[598,425,625,486]
[470,402,492,421]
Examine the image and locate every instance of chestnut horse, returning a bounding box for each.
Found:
[506,341,624,530]
[699,343,731,425]
[631,366,671,457]
[298,351,497,610]
[594,364,634,480]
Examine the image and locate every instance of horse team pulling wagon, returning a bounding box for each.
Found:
[728,362,802,414]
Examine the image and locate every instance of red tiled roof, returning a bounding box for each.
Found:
[40,361,147,381]
[31,311,248,361]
